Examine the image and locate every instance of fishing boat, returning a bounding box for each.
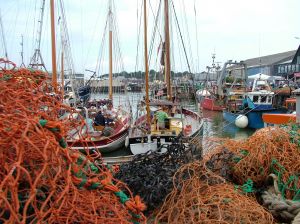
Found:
[196,89,225,111]
[196,54,225,111]
[66,107,130,153]
[223,78,287,129]
[197,60,248,111]
[129,100,203,155]
[262,98,296,126]
[65,0,130,153]
[128,0,203,155]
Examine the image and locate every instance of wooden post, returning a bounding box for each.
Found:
[50,0,57,91]
[164,0,172,101]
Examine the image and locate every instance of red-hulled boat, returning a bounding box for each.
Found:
[196,89,225,111]
[200,97,225,111]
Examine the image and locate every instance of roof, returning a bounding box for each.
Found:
[244,50,296,67]
[292,45,300,64]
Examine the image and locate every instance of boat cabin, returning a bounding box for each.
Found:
[247,78,274,110]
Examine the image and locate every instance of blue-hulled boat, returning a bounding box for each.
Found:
[223,78,287,129]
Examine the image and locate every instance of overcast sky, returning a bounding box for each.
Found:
[1,0,300,75]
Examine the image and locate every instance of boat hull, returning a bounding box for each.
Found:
[223,110,240,124]
[223,108,287,129]
[68,129,129,153]
[262,113,296,126]
[68,112,130,153]
[129,108,203,155]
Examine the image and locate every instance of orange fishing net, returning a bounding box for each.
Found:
[0,59,146,223]
[219,126,300,200]
[154,161,274,224]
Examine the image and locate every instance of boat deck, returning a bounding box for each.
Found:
[129,112,202,138]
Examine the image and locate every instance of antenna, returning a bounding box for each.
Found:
[29,0,47,71]
[20,35,25,67]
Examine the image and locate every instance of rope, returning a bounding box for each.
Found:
[293,211,300,224]
[262,191,300,222]
[261,172,300,222]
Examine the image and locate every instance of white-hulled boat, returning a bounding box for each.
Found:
[128,100,203,155]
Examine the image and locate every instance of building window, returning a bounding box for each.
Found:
[278,67,282,73]
[297,56,300,64]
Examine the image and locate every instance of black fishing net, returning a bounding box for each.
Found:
[115,137,200,214]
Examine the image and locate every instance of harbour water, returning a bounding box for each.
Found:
[92,93,254,156]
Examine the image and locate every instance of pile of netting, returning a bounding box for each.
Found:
[152,125,300,223]
[115,140,197,214]
[214,125,300,223]
[0,59,146,223]
[220,126,300,200]
[154,161,274,223]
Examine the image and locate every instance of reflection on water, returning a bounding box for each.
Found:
[91,93,255,156]
[201,110,254,140]
[172,99,254,139]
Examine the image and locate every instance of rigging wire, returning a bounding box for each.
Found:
[31,0,38,60]
[57,0,77,94]
[8,0,20,62]
[169,4,176,73]
[94,1,109,79]
[180,0,195,72]
[148,0,162,66]
[170,0,191,73]
[134,0,144,76]
[23,0,34,65]
[194,0,200,73]
[82,5,103,70]
[112,0,125,72]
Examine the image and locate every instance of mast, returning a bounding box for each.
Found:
[20,35,25,67]
[29,0,47,70]
[61,50,64,97]
[164,0,172,101]
[108,0,113,101]
[50,0,57,91]
[144,0,151,125]
[0,10,8,60]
